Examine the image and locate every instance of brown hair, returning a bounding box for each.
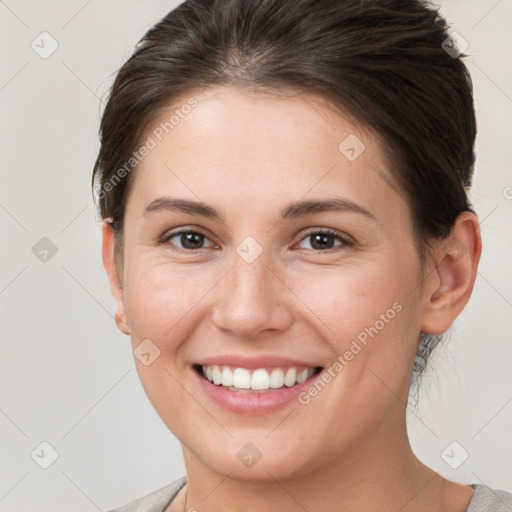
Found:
[92,0,477,381]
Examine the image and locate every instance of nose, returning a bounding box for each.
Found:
[211,249,294,340]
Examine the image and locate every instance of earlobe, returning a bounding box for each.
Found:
[421,212,482,335]
[115,312,129,335]
[102,221,130,335]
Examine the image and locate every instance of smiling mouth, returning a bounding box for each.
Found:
[193,364,323,393]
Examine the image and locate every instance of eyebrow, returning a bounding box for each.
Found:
[281,197,376,221]
[143,196,376,222]
[144,197,221,220]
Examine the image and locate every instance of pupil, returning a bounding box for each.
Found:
[182,232,204,249]
[311,234,333,250]
[179,233,335,250]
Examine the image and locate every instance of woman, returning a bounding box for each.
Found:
[93,0,512,510]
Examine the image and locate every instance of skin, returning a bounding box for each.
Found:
[102,86,481,512]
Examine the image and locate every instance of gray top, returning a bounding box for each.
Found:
[107,477,512,512]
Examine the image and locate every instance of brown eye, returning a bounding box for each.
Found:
[164,230,214,251]
[297,229,352,251]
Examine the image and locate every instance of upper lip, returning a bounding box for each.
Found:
[194,355,323,369]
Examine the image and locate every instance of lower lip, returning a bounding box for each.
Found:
[194,367,321,415]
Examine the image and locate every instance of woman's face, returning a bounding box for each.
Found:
[110,86,433,480]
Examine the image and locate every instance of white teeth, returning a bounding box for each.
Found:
[233,368,251,389]
[251,369,270,390]
[296,368,309,383]
[221,366,233,387]
[284,367,297,387]
[200,365,317,391]
[211,365,222,385]
[269,368,284,388]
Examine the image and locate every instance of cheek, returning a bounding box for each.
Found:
[294,263,415,338]
[289,257,422,385]
[121,261,218,427]
[123,259,215,342]
[287,268,421,437]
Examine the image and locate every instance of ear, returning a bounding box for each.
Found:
[102,222,130,335]
[420,211,482,335]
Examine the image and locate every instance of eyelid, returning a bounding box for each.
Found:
[162,227,216,251]
[294,227,354,251]
[161,226,354,252]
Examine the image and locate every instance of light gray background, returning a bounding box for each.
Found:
[1,1,511,510]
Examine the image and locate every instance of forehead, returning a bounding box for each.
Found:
[129,86,406,221]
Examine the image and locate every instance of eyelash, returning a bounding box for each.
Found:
[161,228,353,253]
[298,228,354,251]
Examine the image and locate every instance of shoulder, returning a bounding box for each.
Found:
[467,484,512,511]
[106,476,187,512]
